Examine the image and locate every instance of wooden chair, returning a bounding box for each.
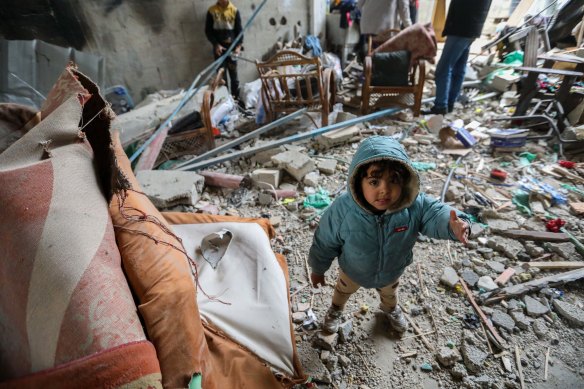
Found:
[256,50,335,126]
[361,34,425,116]
[153,89,216,167]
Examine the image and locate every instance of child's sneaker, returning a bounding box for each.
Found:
[322,306,343,334]
[385,306,408,333]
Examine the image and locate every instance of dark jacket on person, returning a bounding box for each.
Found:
[205,1,243,47]
[442,0,492,38]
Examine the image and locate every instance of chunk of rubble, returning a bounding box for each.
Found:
[136,170,204,208]
[314,331,338,351]
[317,159,337,175]
[436,346,460,367]
[272,150,316,181]
[552,300,584,327]
[304,171,320,187]
[477,276,498,291]
[510,311,532,330]
[460,269,480,287]
[461,343,488,373]
[487,236,524,260]
[440,266,460,288]
[544,242,578,259]
[491,310,515,332]
[252,168,282,188]
[524,295,549,317]
[317,125,361,148]
[532,318,549,339]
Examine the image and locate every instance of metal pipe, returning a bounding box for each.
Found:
[177,104,409,171]
[129,0,269,164]
[172,108,307,169]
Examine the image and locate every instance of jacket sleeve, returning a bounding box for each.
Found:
[417,193,471,241]
[205,11,217,46]
[234,10,243,46]
[308,202,345,276]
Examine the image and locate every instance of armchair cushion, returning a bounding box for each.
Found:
[371,50,411,87]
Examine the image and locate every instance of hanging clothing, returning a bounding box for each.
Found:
[357,0,412,36]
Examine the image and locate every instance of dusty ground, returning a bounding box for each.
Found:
[174,98,584,389]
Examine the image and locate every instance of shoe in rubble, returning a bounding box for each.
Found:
[322,306,343,334]
[386,306,408,333]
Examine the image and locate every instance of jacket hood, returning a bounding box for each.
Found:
[348,136,420,214]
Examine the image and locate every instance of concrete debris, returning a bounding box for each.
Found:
[252,168,282,188]
[272,150,316,181]
[552,299,584,327]
[461,343,488,373]
[136,170,204,208]
[436,346,460,367]
[491,309,516,332]
[524,296,550,317]
[440,266,460,288]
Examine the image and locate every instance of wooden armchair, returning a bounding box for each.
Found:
[256,50,335,126]
[153,89,215,167]
[361,34,425,116]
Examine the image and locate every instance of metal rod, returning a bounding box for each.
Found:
[177,104,408,171]
[129,0,269,163]
[173,108,307,169]
[9,72,46,101]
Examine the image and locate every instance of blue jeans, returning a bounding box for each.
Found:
[434,36,474,110]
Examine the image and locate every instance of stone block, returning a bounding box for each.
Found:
[272,150,316,181]
[553,299,584,327]
[317,159,337,175]
[136,170,204,208]
[252,168,282,188]
[317,125,361,148]
[304,171,320,187]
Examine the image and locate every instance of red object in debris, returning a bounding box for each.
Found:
[490,168,507,182]
[558,160,576,169]
[545,218,566,233]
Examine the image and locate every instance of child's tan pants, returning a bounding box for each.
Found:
[331,269,400,313]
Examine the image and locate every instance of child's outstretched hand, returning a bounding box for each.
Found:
[449,210,469,245]
[311,272,326,288]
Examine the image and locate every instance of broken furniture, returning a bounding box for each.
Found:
[361,33,426,116]
[256,50,336,126]
[153,89,216,167]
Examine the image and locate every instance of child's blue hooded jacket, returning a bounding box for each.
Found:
[308,136,470,289]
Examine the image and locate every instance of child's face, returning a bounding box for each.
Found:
[361,164,403,212]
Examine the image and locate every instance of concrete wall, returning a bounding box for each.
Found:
[79,0,310,102]
[0,0,311,103]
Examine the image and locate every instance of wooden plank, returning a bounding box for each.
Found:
[198,171,243,189]
[495,268,516,286]
[515,66,584,77]
[499,230,570,242]
[459,278,506,348]
[523,261,584,270]
[482,268,584,305]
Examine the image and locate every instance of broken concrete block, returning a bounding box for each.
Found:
[440,267,459,288]
[491,310,515,332]
[510,311,532,330]
[317,125,361,148]
[461,343,488,373]
[292,311,307,323]
[250,144,285,164]
[524,296,549,317]
[532,318,549,339]
[460,269,480,287]
[304,171,320,187]
[436,346,460,367]
[136,170,204,208]
[552,299,584,327]
[477,276,498,291]
[314,331,338,351]
[486,236,524,260]
[252,168,282,188]
[491,73,521,92]
[494,268,515,286]
[317,159,337,175]
[258,192,273,206]
[272,150,316,181]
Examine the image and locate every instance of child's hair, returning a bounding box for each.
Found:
[354,160,410,209]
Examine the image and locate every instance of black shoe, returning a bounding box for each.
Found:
[421,106,447,115]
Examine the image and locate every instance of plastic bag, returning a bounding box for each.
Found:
[241,79,262,109]
[321,52,342,86]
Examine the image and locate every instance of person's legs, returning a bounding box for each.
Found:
[323,269,360,333]
[447,39,473,111]
[377,278,408,332]
[226,56,240,98]
[409,4,417,24]
[432,36,473,112]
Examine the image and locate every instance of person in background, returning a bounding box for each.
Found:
[205,0,243,98]
[409,0,418,24]
[308,136,470,334]
[357,0,412,59]
[423,0,492,115]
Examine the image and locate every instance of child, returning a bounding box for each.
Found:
[308,136,470,333]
